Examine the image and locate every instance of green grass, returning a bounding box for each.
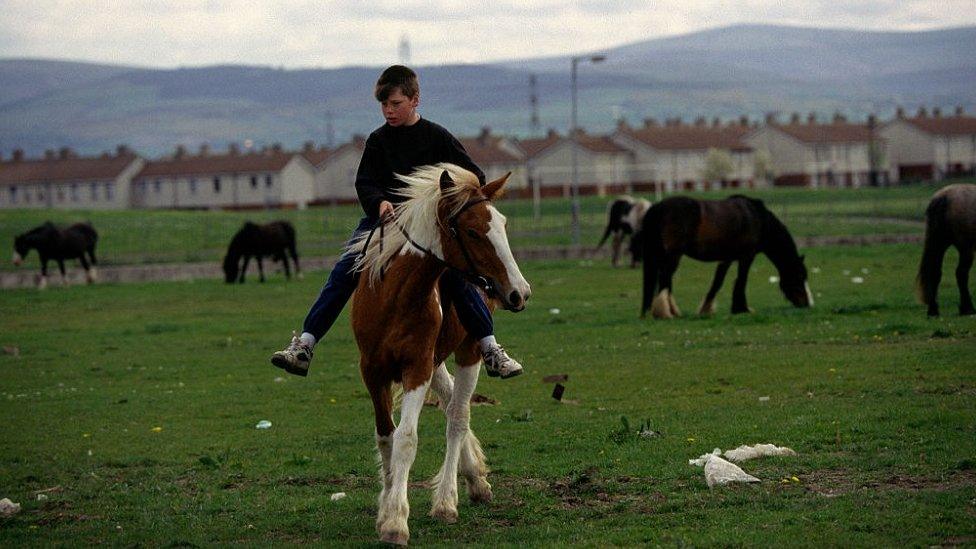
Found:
[1,181,960,271]
[1,242,974,545]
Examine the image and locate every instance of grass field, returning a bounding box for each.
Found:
[0,182,956,271]
[1,240,974,545]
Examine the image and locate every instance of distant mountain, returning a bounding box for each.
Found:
[1,24,974,158]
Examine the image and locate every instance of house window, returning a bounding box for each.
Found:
[213,176,221,193]
[10,186,17,203]
[57,188,65,202]
[106,182,114,201]
[265,174,273,188]
[189,178,197,194]
[91,182,98,201]
[154,180,162,193]
[71,183,79,202]
[250,175,258,189]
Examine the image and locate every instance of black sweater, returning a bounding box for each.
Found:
[355,118,486,219]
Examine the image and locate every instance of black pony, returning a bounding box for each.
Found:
[916,183,976,316]
[222,220,300,283]
[596,196,651,267]
[13,221,99,288]
[640,195,812,318]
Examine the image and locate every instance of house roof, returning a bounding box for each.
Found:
[300,147,332,167]
[458,137,520,165]
[516,133,562,158]
[621,125,753,151]
[769,122,874,144]
[0,154,140,185]
[574,133,629,154]
[902,115,976,136]
[136,151,296,179]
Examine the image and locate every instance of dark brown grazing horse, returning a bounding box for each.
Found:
[640,195,812,318]
[348,164,530,545]
[13,221,99,288]
[596,195,651,267]
[916,183,976,316]
[222,220,300,283]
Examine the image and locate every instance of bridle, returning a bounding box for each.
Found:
[359,197,499,297]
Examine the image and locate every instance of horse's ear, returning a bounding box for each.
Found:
[482,172,511,200]
[439,170,454,193]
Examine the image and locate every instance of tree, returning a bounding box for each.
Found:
[753,149,775,184]
[702,148,734,185]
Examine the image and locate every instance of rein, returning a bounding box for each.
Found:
[359,197,497,296]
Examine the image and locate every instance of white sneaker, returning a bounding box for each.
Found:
[270,332,313,377]
[482,345,523,379]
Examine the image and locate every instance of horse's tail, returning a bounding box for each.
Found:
[916,193,951,306]
[640,205,665,317]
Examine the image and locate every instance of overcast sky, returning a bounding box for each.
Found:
[1,0,974,69]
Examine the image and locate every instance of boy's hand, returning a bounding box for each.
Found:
[378,200,394,221]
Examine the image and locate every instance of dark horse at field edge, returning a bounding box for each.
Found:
[13,221,99,288]
[640,195,813,318]
[222,220,300,283]
[916,183,976,316]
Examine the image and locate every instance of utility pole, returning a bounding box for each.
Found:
[529,74,540,137]
[570,54,607,247]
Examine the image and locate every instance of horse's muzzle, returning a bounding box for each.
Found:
[500,287,531,312]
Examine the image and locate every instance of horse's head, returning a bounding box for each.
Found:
[437,170,531,312]
[12,233,32,266]
[778,254,813,308]
[222,253,239,283]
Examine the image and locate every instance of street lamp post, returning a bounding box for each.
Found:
[570,54,606,247]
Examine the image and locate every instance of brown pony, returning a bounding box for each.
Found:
[348,164,531,545]
[916,183,976,316]
[640,195,812,318]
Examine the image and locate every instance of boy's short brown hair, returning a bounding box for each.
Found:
[374,65,419,101]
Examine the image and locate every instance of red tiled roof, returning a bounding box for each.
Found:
[904,115,976,136]
[622,125,752,151]
[770,123,873,144]
[516,134,562,158]
[574,133,629,154]
[0,154,140,184]
[136,152,296,179]
[459,137,520,165]
[301,148,332,167]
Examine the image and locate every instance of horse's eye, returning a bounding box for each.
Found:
[466,228,480,239]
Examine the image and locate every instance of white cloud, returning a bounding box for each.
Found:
[0,0,973,68]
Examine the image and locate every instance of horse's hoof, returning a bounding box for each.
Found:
[430,504,458,524]
[380,530,409,546]
[469,489,493,504]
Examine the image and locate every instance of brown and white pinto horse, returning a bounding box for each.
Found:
[348,163,531,545]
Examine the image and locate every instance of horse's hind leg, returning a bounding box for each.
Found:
[87,248,98,281]
[38,257,50,290]
[256,257,266,282]
[652,253,681,318]
[289,243,302,279]
[956,247,975,315]
[280,254,292,280]
[379,374,430,545]
[79,255,94,284]
[731,255,755,314]
[611,233,623,267]
[699,261,731,315]
[57,259,67,285]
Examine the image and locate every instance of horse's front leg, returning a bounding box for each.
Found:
[256,256,265,282]
[699,261,731,315]
[379,373,431,546]
[956,248,975,315]
[79,255,94,284]
[368,381,396,534]
[731,255,755,314]
[57,259,67,285]
[238,256,250,283]
[430,360,473,523]
[610,233,623,267]
[280,254,291,280]
[38,256,50,290]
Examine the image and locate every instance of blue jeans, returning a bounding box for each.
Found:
[302,216,493,343]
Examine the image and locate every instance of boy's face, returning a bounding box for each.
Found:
[380,89,419,127]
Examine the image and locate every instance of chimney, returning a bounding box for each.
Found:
[302,140,315,153]
[13,149,24,162]
[896,106,905,119]
[764,112,777,125]
[711,117,721,128]
[867,114,877,127]
[739,115,749,127]
[832,112,847,123]
[616,118,631,131]
[674,116,683,126]
[956,105,965,117]
[45,149,56,161]
[100,152,111,159]
[116,144,130,157]
[478,126,491,146]
[917,107,928,118]
[59,147,76,159]
[199,143,210,157]
[694,116,706,127]
[570,127,585,137]
[932,106,942,118]
[174,144,187,159]
[807,112,817,125]
[271,142,283,153]
[790,112,801,124]
[643,117,658,128]
[547,128,559,139]
[228,142,240,156]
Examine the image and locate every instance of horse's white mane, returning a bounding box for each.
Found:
[348,163,482,284]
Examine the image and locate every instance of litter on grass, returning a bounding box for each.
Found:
[704,456,760,487]
[723,443,797,462]
[689,443,797,487]
[331,492,347,501]
[0,498,21,516]
[255,420,272,429]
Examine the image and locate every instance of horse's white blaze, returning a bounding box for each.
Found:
[486,207,530,297]
[804,282,814,306]
[12,253,22,266]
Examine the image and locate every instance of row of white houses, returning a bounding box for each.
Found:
[2,107,975,210]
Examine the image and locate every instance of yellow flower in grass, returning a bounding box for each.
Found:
[151,426,163,433]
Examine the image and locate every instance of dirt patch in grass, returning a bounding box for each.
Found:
[804,469,976,497]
